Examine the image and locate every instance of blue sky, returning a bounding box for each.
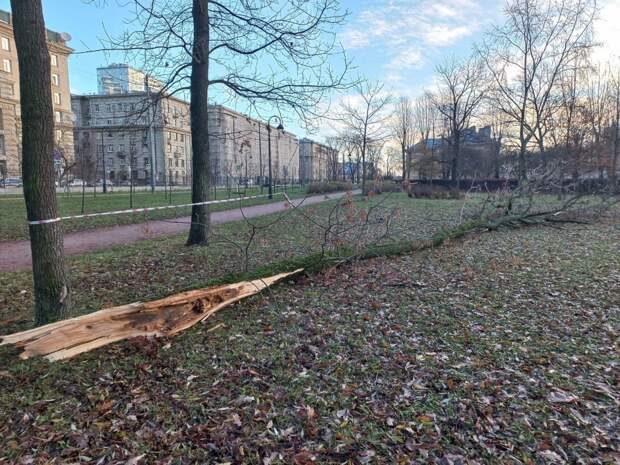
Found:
[1,0,619,138]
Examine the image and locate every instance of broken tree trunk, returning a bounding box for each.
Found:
[1,269,302,361]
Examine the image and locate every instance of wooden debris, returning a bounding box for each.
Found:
[1,269,302,361]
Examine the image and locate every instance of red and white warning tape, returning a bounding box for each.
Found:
[27,192,283,226]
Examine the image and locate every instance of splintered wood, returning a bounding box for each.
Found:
[1,269,302,362]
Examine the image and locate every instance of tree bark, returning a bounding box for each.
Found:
[401,143,406,181]
[11,0,71,325]
[451,134,460,185]
[186,0,211,245]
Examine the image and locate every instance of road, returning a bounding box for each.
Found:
[0,190,356,272]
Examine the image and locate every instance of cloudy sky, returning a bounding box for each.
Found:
[1,0,619,137]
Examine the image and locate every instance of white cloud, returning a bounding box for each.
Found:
[592,0,620,64]
[340,0,484,84]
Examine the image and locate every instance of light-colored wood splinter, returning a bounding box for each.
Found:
[1,269,303,362]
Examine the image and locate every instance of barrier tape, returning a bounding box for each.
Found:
[28,192,283,226]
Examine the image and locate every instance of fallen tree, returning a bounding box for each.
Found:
[1,270,302,361]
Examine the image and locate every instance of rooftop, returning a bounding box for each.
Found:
[0,9,72,47]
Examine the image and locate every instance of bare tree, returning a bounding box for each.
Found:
[101,0,351,244]
[609,66,620,188]
[11,0,72,325]
[412,93,439,181]
[339,81,391,194]
[479,0,596,180]
[431,55,486,184]
[391,96,415,180]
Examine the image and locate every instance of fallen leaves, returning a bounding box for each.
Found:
[1,216,619,464]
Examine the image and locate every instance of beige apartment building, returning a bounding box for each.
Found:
[208,105,300,186]
[72,93,192,186]
[0,9,74,178]
[300,138,336,182]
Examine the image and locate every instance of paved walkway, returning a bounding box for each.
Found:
[0,191,357,272]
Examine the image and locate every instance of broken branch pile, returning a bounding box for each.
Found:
[1,269,302,361]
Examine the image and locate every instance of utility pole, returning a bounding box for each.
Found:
[145,74,157,192]
[100,129,107,193]
[258,123,263,192]
[267,123,273,199]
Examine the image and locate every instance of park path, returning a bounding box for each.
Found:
[0,191,357,272]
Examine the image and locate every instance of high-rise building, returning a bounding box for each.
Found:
[0,9,74,178]
[97,64,163,95]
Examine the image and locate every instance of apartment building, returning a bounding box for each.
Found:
[72,92,192,186]
[0,9,74,178]
[299,138,335,182]
[97,64,164,95]
[208,105,300,185]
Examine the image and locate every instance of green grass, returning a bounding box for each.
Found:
[0,207,617,463]
[0,193,466,329]
[0,185,308,241]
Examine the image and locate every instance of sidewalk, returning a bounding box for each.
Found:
[0,190,357,272]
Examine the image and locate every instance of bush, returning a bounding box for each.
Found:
[306,181,353,194]
[408,183,464,199]
[366,181,402,195]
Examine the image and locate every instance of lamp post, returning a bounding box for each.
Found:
[267,116,284,199]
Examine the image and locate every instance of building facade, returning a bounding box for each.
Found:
[97,64,163,95]
[299,138,335,182]
[409,126,499,180]
[0,9,74,178]
[208,105,300,186]
[72,93,192,186]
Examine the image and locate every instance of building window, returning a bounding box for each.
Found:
[181,159,184,167]
[144,157,150,165]
[94,104,100,112]
[1,37,9,51]
[119,144,124,152]
[118,103,123,111]
[2,59,11,73]
[54,111,61,123]
[107,145,114,152]
[0,135,5,155]
[50,54,58,66]
[106,104,111,112]
[0,108,3,130]
[180,134,184,142]
[53,93,61,105]
[51,74,59,86]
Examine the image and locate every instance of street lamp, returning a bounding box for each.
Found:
[267,116,284,199]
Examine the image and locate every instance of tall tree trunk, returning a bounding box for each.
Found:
[11,0,71,325]
[451,137,459,185]
[186,0,211,245]
[518,142,527,181]
[361,152,366,193]
[401,143,406,180]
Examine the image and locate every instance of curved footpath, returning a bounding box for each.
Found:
[0,190,358,272]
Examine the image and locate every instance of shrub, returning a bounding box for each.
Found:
[408,183,464,199]
[366,181,402,195]
[307,181,353,194]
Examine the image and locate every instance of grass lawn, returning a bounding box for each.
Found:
[0,194,618,464]
[0,185,308,242]
[0,193,466,329]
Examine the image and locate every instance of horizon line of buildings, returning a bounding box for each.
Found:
[0,9,335,186]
